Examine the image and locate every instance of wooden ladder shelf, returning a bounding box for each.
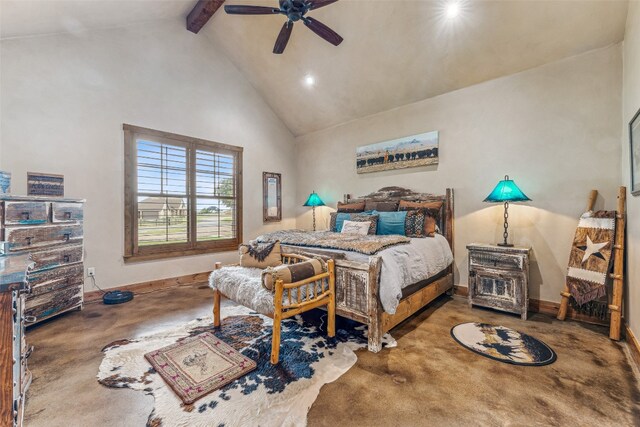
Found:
[557,187,626,340]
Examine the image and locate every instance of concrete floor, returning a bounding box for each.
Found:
[24,283,640,426]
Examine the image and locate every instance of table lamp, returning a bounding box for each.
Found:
[483,175,531,247]
[303,191,325,231]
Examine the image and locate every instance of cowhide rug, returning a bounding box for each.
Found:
[97,305,395,427]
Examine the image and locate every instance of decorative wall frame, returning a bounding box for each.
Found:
[263,172,282,222]
[356,130,439,174]
[630,107,640,196]
[0,171,11,195]
[27,172,64,197]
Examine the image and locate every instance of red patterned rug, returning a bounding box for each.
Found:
[144,331,256,404]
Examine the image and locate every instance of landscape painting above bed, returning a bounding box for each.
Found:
[356,131,439,174]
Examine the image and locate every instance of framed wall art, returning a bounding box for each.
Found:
[630,107,640,196]
[27,172,65,197]
[263,172,282,222]
[356,130,439,174]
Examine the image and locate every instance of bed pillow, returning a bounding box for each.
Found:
[239,241,283,268]
[375,211,407,235]
[329,212,352,232]
[337,201,366,213]
[404,210,427,237]
[262,258,326,292]
[364,200,399,212]
[341,220,370,235]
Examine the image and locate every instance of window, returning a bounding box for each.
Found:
[123,124,242,262]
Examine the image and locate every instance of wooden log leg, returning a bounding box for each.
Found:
[557,288,571,321]
[327,260,336,338]
[610,187,626,341]
[368,318,383,353]
[271,319,281,364]
[271,280,284,364]
[213,289,221,328]
[212,262,222,327]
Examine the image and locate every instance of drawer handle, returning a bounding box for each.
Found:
[64,211,72,220]
[63,254,70,263]
[25,237,33,246]
[63,233,70,242]
[23,316,37,324]
[21,211,30,220]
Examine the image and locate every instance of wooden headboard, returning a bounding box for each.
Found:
[347,186,454,256]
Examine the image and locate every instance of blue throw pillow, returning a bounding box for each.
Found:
[334,212,352,232]
[375,210,407,236]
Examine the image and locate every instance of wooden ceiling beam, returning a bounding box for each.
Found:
[187,0,226,34]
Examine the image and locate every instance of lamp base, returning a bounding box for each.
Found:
[497,242,514,247]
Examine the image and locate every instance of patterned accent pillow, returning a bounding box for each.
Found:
[262,258,327,292]
[364,200,399,212]
[350,213,379,235]
[239,241,283,268]
[329,212,351,232]
[404,210,427,237]
[337,201,366,213]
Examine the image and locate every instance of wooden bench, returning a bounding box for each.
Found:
[211,254,336,364]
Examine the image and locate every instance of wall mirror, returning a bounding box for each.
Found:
[263,172,282,222]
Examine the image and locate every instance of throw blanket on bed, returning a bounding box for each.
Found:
[566,210,616,306]
[254,230,410,255]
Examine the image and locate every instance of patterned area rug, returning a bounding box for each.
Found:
[98,305,396,426]
[145,332,256,404]
[451,322,557,366]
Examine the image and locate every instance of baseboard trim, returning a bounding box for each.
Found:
[84,271,212,303]
[625,324,640,369]
[453,285,608,326]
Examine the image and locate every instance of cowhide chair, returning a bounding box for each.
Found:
[210,254,336,364]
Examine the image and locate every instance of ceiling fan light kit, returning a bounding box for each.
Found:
[224,0,343,54]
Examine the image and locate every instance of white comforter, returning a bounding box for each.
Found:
[302,234,453,314]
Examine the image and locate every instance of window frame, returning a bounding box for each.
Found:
[123,124,243,262]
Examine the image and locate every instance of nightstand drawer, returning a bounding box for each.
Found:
[470,252,524,271]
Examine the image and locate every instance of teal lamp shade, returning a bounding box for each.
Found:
[303,191,325,207]
[484,176,531,203]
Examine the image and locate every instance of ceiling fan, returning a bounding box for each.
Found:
[224,0,343,54]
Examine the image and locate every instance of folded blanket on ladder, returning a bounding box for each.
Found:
[566,210,616,306]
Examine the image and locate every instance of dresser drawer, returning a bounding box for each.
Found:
[469,252,524,271]
[28,263,84,296]
[52,202,84,223]
[4,224,83,252]
[3,201,49,225]
[29,245,83,272]
[25,284,83,322]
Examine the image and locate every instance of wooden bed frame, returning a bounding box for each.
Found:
[281,186,454,352]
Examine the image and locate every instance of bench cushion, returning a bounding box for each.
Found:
[209,266,275,316]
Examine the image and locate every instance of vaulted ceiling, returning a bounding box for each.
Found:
[1,0,629,136]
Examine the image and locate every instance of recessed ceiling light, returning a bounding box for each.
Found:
[304,75,316,87]
[446,2,460,19]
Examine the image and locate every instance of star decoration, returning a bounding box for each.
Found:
[577,236,608,264]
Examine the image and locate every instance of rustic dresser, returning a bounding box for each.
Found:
[0,196,85,324]
[467,243,531,320]
[0,253,34,427]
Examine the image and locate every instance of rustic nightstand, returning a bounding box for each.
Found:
[467,243,531,320]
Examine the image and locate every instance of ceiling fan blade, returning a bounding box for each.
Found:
[308,0,338,10]
[273,21,293,54]
[303,17,343,46]
[224,5,281,15]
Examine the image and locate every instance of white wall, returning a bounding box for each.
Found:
[296,45,622,303]
[0,19,298,291]
[622,2,640,340]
